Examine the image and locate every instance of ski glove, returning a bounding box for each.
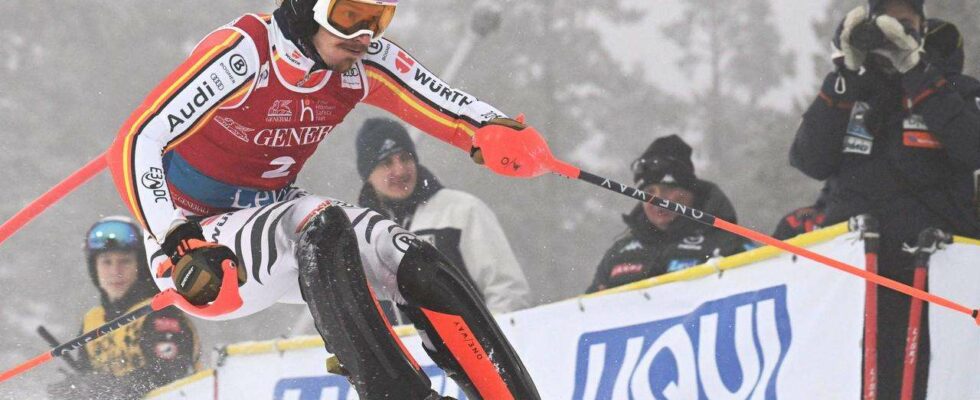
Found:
[837,6,870,71]
[871,15,924,74]
[159,221,245,305]
[470,115,527,165]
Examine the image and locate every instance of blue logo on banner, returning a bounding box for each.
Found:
[572,285,792,400]
[273,365,467,400]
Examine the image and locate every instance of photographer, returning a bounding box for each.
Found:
[791,0,980,398]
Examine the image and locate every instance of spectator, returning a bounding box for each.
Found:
[586,135,752,294]
[791,1,980,397]
[48,217,199,400]
[356,118,531,320]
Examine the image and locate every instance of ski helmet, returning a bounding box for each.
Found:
[84,216,149,289]
[869,0,925,18]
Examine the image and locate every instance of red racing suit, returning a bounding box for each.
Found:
[107,13,506,241]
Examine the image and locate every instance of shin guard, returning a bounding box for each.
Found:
[396,239,540,400]
[297,206,436,400]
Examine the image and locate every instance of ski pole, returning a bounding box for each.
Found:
[0,152,107,248]
[851,216,880,400]
[0,260,243,384]
[472,125,980,325]
[36,326,82,372]
[900,228,951,400]
[0,303,155,383]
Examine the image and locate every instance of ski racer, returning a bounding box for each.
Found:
[355,118,531,323]
[47,217,199,400]
[586,135,752,293]
[791,0,980,397]
[106,0,540,398]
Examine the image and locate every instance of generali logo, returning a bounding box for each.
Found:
[266,100,293,122]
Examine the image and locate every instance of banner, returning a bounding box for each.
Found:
[145,227,876,399]
[520,232,867,399]
[926,240,980,399]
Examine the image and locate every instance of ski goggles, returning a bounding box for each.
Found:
[86,220,141,251]
[313,0,397,40]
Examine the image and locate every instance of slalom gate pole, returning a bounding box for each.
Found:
[473,124,980,325]
[0,152,107,248]
[900,228,950,400]
[0,260,244,384]
[852,216,880,400]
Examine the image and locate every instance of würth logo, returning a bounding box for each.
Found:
[395,51,414,74]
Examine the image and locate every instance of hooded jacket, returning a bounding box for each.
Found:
[586,181,752,293]
[791,19,980,246]
[359,166,531,314]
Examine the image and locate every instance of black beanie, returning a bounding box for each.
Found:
[632,134,698,191]
[356,118,417,180]
[869,0,925,17]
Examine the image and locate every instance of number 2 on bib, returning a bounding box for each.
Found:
[262,156,296,179]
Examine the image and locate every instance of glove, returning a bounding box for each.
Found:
[836,6,870,71]
[871,15,923,74]
[159,221,245,305]
[470,115,527,165]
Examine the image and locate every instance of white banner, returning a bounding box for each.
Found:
[926,241,980,399]
[157,231,867,400]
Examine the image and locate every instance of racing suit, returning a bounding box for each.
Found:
[107,11,537,400]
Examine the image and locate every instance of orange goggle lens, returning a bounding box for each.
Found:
[324,0,396,39]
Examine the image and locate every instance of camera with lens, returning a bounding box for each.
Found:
[849,15,921,52]
[849,17,887,51]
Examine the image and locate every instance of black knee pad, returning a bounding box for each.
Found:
[395,238,486,314]
[297,206,435,400]
[396,239,540,400]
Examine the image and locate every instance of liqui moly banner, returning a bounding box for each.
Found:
[508,232,867,399]
[151,230,885,399]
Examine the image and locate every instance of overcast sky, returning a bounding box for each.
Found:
[599,0,831,110]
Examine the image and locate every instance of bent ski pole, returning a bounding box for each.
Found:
[579,171,978,324]
[472,125,980,325]
[0,260,243,384]
[0,152,107,248]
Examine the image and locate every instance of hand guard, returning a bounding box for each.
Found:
[159,221,246,305]
[871,15,923,74]
[470,115,527,165]
[471,114,560,178]
[837,6,870,71]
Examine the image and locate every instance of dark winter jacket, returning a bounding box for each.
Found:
[791,19,980,247]
[586,181,753,293]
